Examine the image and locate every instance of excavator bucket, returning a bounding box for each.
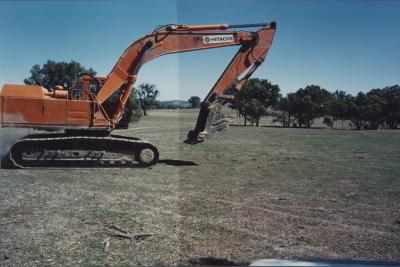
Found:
[206,104,229,134]
[185,103,229,144]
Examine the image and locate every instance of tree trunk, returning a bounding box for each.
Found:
[142,106,148,116]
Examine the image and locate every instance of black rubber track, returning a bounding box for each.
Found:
[9,134,159,168]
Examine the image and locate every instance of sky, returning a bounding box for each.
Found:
[0,0,399,101]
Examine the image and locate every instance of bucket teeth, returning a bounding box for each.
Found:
[205,105,229,134]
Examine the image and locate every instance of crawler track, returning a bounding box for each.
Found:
[9,133,159,168]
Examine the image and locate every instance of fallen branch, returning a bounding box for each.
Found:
[107,224,128,234]
[106,231,153,240]
[1,220,25,226]
[104,225,153,240]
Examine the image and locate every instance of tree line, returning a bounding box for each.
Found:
[229,78,400,130]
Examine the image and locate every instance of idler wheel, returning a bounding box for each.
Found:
[136,148,156,165]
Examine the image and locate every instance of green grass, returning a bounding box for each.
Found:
[1,108,400,265]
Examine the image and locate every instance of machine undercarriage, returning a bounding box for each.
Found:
[9,133,159,168]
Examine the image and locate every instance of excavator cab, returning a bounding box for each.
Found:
[69,73,105,100]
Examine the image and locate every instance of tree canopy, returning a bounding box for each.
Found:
[274,84,400,129]
[136,83,160,116]
[24,60,96,91]
[188,96,201,108]
[231,78,280,126]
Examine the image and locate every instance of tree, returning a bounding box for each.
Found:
[274,93,297,127]
[368,85,400,129]
[322,117,334,129]
[232,78,280,126]
[243,98,267,126]
[24,60,96,90]
[276,85,333,128]
[383,85,400,129]
[136,83,159,116]
[322,87,400,130]
[296,85,333,107]
[346,93,382,130]
[292,95,321,128]
[130,92,143,122]
[324,90,352,129]
[188,96,201,108]
[100,87,143,128]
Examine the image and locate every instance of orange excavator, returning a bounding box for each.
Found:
[0,22,276,167]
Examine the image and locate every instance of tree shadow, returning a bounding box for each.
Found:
[230,124,283,128]
[188,257,248,266]
[261,125,325,129]
[230,124,326,129]
[229,124,257,127]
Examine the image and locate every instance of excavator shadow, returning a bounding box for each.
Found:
[158,159,198,166]
[1,155,197,169]
[188,257,247,266]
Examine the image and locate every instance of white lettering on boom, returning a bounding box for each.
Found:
[203,35,234,44]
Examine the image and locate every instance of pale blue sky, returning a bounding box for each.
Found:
[0,0,399,100]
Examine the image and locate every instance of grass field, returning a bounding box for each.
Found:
[1,109,400,265]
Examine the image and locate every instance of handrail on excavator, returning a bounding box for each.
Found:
[163,21,275,32]
[228,22,276,29]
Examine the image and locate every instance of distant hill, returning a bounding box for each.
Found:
[159,100,191,109]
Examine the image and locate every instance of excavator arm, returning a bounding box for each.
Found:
[93,22,276,142]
